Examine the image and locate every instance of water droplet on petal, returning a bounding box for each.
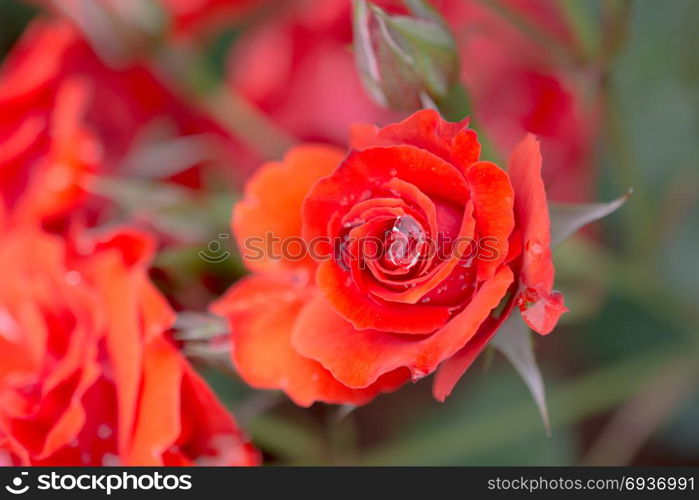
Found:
[65,270,81,285]
[410,367,429,382]
[102,453,120,466]
[460,257,475,268]
[97,424,113,440]
[526,239,543,256]
[385,216,426,271]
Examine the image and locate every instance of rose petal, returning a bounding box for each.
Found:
[172,361,260,466]
[432,298,517,401]
[316,258,452,333]
[364,202,475,304]
[350,109,481,170]
[508,135,567,334]
[302,145,470,246]
[292,266,514,388]
[520,289,566,335]
[87,227,156,268]
[465,161,515,280]
[126,337,182,466]
[234,145,345,274]
[211,275,409,406]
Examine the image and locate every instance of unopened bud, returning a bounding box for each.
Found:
[352,0,459,111]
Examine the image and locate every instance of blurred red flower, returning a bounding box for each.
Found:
[0,222,259,466]
[0,73,100,222]
[227,0,595,199]
[440,0,598,201]
[226,0,400,145]
[0,17,249,224]
[212,110,566,406]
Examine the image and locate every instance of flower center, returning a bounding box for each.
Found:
[383,215,426,272]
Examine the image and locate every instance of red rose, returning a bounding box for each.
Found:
[212,110,567,406]
[0,222,259,466]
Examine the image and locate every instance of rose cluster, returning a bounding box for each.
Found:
[0,0,620,466]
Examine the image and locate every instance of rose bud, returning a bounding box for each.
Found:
[353,0,460,111]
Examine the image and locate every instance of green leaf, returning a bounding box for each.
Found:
[371,6,424,110]
[379,13,458,99]
[550,190,631,247]
[174,312,229,341]
[120,133,221,179]
[404,0,443,25]
[383,16,454,50]
[87,176,234,242]
[491,313,550,434]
